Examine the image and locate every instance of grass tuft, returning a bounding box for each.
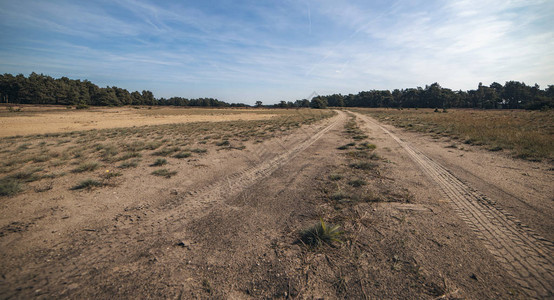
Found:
[72,161,100,173]
[349,161,378,170]
[328,174,343,181]
[151,168,177,178]
[0,178,22,196]
[119,159,140,169]
[300,219,343,247]
[70,179,103,190]
[348,179,367,187]
[151,158,168,166]
[174,152,192,159]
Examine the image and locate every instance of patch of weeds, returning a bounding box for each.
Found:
[119,159,140,169]
[349,161,378,170]
[337,142,355,150]
[348,179,367,187]
[152,146,180,156]
[151,168,177,178]
[445,143,457,149]
[0,178,22,196]
[357,142,376,150]
[300,219,343,247]
[488,145,503,152]
[144,141,163,150]
[102,170,122,180]
[190,148,207,154]
[352,135,368,140]
[32,154,51,163]
[10,168,43,182]
[328,174,343,181]
[17,143,32,151]
[116,152,141,161]
[70,179,103,190]
[151,158,168,166]
[331,191,349,201]
[174,152,192,159]
[72,161,100,173]
[42,172,66,179]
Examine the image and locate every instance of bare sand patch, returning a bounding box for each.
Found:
[0,107,275,137]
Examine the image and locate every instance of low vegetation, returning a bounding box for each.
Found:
[0,108,333,197]
[355,108,554,161]
[300,219,343,247]
[151,169,177,178]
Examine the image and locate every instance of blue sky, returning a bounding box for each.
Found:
[0,0,552,104]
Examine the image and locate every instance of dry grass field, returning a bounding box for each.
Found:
[0,105,285,137]
[0,106,332,197]
[0,106,552,298]
[354,108,554,161]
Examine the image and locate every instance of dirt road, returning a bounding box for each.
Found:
[1,109,552,298]
[353,111,553,298]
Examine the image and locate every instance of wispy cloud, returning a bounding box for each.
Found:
[0,0,552,103]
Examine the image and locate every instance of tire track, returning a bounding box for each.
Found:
[1,111,346,299]
[354,112,553,298]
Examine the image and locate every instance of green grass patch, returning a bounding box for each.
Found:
[300,219,343,247]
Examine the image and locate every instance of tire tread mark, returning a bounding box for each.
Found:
[354,112,553,298]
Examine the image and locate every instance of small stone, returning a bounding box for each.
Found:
[470,273,478,281]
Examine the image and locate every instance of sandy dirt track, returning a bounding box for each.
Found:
[0,109,552,298]
[354,112,553,298]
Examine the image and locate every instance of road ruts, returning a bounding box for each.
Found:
[353,112,553,298]
[0,111,346,299]
[160,110,345,214]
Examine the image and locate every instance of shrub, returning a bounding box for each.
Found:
[300,219,343,247]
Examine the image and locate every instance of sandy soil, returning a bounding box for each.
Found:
[0,106,275,137]
[0,109,551,298]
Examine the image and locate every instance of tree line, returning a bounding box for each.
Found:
[301,82,553,110]
[0,73,246,107]
[1,73,552,110]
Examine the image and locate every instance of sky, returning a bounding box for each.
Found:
[0,0,553,104]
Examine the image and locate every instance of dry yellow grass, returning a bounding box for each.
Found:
[354,108,554,161]
[0,106,280,137]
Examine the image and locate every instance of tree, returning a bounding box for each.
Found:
[255,100,263,107]
[310,96,328,109]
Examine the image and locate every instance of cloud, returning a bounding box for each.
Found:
[0,0,552,103]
